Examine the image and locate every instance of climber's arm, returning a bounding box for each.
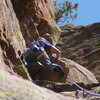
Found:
[50,45,61,59]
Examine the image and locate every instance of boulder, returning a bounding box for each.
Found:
[27,58,99,86]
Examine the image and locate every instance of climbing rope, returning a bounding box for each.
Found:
[74,82,100,97]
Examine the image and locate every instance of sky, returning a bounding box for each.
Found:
[57,0,100,26]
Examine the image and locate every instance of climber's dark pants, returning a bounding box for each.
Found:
[24,50,58,71]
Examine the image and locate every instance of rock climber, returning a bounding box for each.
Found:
[18,37,64,77]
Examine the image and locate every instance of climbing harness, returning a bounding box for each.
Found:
[37,53,44,61]
[74,82,100,97]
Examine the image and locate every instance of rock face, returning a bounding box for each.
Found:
[11,0,60,45]
[0,0,30,79]
[0,0,99,100]
[0,69,84,100]
[57,23,100,81]
[0,0,99,84]
[0,69,99,100]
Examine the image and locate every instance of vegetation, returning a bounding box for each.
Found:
[54,0,78,24]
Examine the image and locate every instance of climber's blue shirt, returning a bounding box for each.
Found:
[28,39,52,51]
[23,39,52,65]
[38,39,52,49]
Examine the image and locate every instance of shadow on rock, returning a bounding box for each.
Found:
[26,58,69,83]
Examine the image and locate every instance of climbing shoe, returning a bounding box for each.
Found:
[53,65,64,77]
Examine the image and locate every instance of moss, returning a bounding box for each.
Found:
[47,22,61,45]
[11,18,21,43]
[39,20,61,45]
[0,71,6,80]
[0,91,16,98]
[0,92,7,97]
[13,64,31,80]
[23,88,45,99]
[47,0,55,19]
